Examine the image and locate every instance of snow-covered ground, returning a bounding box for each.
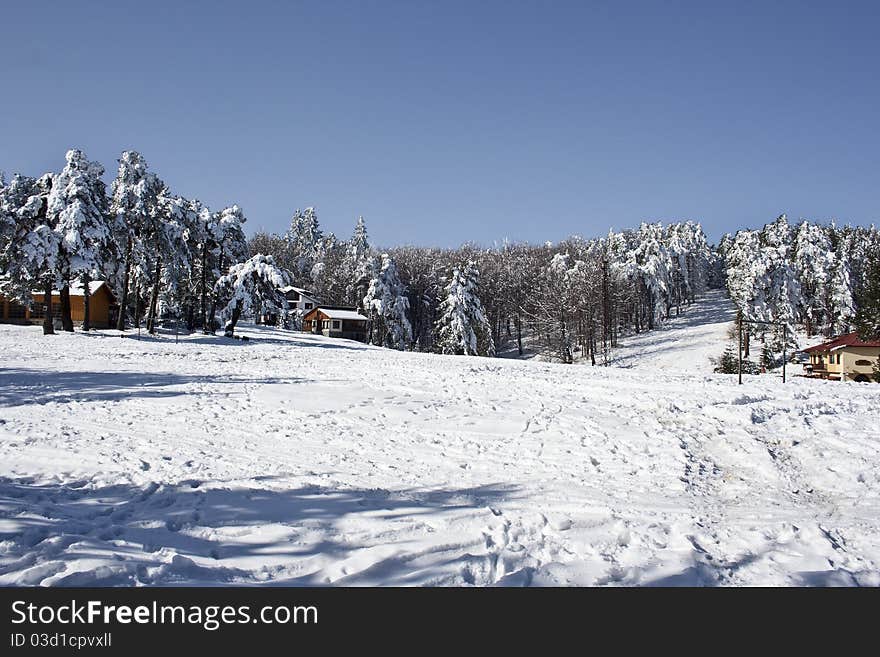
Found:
[1,300,878,586]
[611,288,736,372]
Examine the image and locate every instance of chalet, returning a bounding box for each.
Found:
[302,307,369,342]
[803,332,880,382]
[0,281,118,329]
[259,285,322,325]
[281,286,320,314]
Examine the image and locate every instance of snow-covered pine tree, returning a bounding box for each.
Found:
[204,205,248,333]
[758,215,800,351]
[350,216,370,263]
[153,194,199,329]
[792,220,833,336]
[434,261,495,356]
[47,149,112,331]
[0,173,58,334]
[214,254,290,336]
[285,207,323,285]
[361,253,412,350]
[632,222,671,329]
[827,247,855,337]
[341,216,373,307]
[109,151,163,330]
[854,244,880,340]
[725,228,767,356]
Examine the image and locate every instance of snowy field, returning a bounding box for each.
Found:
[1,298,879,586]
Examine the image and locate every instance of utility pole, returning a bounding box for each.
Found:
[737,310,743,385]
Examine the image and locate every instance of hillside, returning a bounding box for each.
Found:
[611,289,736,373]
[0,321,878,586]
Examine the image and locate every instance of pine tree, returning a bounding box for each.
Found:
[204,205,247,333]
[362,254,412,350]
[434,262,495,356]
[0,174,58,334]
[350,216,370,262]
[214,254,290,336]
[47,150,112,331]
[713,344,739,374]
[854,246,880,340]
[793,220,833,336]
[285,207,323,284]
[109,151,163,330]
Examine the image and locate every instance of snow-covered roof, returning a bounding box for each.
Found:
[42,281,112,297]
[804,332,880,352]
[314,308,368,321]
[280,285,318,298]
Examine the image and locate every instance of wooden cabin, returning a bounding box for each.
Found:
[803,332,880,382]
[302,307,368,342]
[0,281,118,329]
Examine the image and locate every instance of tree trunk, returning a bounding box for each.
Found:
[206,246,224,334]
[200,241,208,331]
[589,325,596,366]
[224,301,243,336]
[516,313,523,356]
[42,278,54,335]
[82,273,91,331]
[116,238,132,331]
[146,257,162,334]
[59,271,74,332]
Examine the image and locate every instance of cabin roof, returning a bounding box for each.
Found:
[38,280,114,299]
[305,307,368,321]
[280,285,318,298]
[804,331,880,353]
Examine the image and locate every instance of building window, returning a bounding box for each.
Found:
[855,359,872,366]
[287,292,300,302]
[332,320,341,330]
[7,301,27,319]
[29,303,44,319]
[304,302,313,310]
[322,320,330,329]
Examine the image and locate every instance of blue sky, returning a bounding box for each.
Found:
[1,1,877,246]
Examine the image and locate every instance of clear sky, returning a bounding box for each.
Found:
[1,0,877,247]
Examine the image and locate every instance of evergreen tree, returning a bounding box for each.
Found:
[214,254,290,336]
[362,253,412,350]
[713,344,739,374]
[204,205,247,333]
[109,151,163,330]
[854,246,880,340]
[285,207,323,284]
[434,262,495,356]
[47,150,112,331]
[0,173,57,334]
[793,220,833,336]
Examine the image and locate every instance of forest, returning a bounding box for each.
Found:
[2,149,879,363]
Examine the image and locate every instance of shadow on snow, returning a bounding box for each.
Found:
[0,368,313,407]
[0,476,520,586]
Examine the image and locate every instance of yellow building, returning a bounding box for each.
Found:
[804,332,880,382]
[0,281,118,328]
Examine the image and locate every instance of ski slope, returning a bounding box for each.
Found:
[0,316,878,586]
[611,289,737,372]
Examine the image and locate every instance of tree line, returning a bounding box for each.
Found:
[3,150,878,362]
[719,214,880,358]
